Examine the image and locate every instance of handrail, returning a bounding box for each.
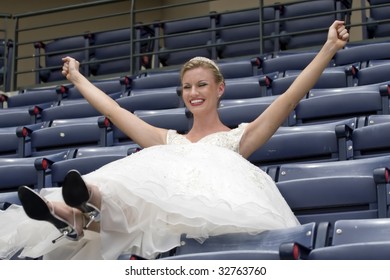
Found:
[4,0,390,91]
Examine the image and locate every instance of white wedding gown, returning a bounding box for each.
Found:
[0,123,299,260]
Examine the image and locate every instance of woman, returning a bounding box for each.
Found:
[0,21,349,260]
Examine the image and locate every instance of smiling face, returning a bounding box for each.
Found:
[181,57,225,116]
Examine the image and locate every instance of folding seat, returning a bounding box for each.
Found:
[355,63,390,86]
[34,35,90,84]
[248,117,355,167]
[262,67,348,96]
[295,84,389,124]
[158,15,216,66]
[0,87,60,109]
[37,144,140,187]
[0,127,21,158]
[131,71,181,91]
[218,96,294,128]
[352,114,390,159]
[17,117,107,158]
[260,52,319,75]
[0,108,35,128]
[216,7,278,59]
[308,218,390,259]
[37,78,128,121]
[334,42,390,69]
[0,151,68,204]
[217,57,261,79]
[362,0,390,39]
[271,155,390,227]
[278,0,352,51]
[159,222,316,260]
[117,90,181,112]
[100,107,192,146]
[220,75,265,99]
[89,27,154,76]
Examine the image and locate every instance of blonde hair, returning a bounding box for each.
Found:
[180,56,224,84]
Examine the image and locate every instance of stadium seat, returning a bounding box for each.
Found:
[248,117,355,167]
[131,71,181,90]
[362,0,390,39]
[262,67,349,96]
[334,42,390,68]
[0,108,36,128]
[278,0,351,51]
[158,15,216,66]
[89,26,154,76]
[100,107,192,146]
[161,222,316,260]
[0,88,60,109]
[295,84,389,124]
[0,151,68,204]
[216,7,278,58]
[352,115,390,159]
[40,144,140,187]
[309,218,390,259]
[17,117,107,157]
[271,155,390,227]
[0,127,20,158]
[34,35,90,83]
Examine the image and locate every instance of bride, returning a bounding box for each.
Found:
[0,21,348,260]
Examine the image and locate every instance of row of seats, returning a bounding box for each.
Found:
[28,0,354,84]
[3,149,390,260]
[0,79,389,158]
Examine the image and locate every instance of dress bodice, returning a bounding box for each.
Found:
[166,123,248,153]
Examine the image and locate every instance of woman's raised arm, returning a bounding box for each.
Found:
[62,57,168,148]
[239,20,349,158]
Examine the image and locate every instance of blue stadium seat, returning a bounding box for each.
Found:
[309,218,390,259]
[0,151,68,204]
[0,127,20,158]
[89,26,154,76]
[352,115,390,159]
[131,71,181,90]
[34,35,90,83]
[362,0,390,39]
[158,15,216,66]
[42,144,140,187]
[99,107,192,146]
[262,67,349,96]
[272,155,390,227]
[216,7,278,58]
[17,117,107,157]
[278,0,351,51]
[0,88,60,109]
[334,42,390,68]
[0,108,35,128]
[161,222,316,260]
[248,117,355,167]
[295,84,389,124]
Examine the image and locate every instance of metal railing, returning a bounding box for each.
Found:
[5,0,390,91]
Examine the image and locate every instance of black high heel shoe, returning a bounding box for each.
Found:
[62,169,101,228]
[18,185,83,243]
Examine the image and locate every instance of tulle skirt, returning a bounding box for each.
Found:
[0,143,299,260]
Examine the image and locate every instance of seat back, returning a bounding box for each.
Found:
[365,0,390,39]
[279,0,349,51]
[273,155,390,226]
[159,15,215,66]
[217,7,277,58]
[35,35,89,83]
